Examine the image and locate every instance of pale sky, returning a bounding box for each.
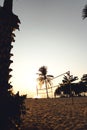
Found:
[0,0,87,97]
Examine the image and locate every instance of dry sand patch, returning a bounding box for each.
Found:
[22,97,87,130]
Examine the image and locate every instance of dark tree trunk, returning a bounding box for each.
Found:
[0,0,26,129]
[0,0,20,93]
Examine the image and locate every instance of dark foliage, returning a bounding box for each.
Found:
[82,5,87,19]
[55,73,87,97]
[55,73,79,97]
[39,66,47,78]
[0,0,26,129]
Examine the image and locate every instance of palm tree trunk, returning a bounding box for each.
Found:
[0,1,26,129]
[51,86,53,98]
[36,85,38,97]
[45,79,49,98]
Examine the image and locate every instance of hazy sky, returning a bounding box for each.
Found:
[0,0,87,97]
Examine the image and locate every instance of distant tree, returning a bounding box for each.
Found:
[79,74,87,94]
[37,66,54,98]
[81,74,87,83]
[54,84,61,97]
[62,72,78,84]
[82,5,87,19]
[62,72,78,96]
[0,0,26,129]
[54,72,78,97]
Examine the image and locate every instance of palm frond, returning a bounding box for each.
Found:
[82,5,87,19]
[37,77,44,88]
[47,75,54,80]
[39,66,47,76]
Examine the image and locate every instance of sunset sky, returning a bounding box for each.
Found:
[0,0,87,97]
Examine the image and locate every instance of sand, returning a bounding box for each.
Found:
[22,97,87,130]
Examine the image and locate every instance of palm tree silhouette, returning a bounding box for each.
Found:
[37,66,54,98]
[0,0,26,129]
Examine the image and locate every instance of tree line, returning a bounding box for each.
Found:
[37,66,87,98]
[54,73,87,98]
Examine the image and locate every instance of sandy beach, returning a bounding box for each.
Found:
[22,97,87,130]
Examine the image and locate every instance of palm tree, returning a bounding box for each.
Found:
[80,74,87,94]
[82,5,87,19]
[55,72,78,98]
[0,0,26,129]
[37,66,54,98]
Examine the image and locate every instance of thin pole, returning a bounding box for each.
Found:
[45,79,49,98]
[52,71,70,80]
[36,85,38,97]
[68,71,73,104]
